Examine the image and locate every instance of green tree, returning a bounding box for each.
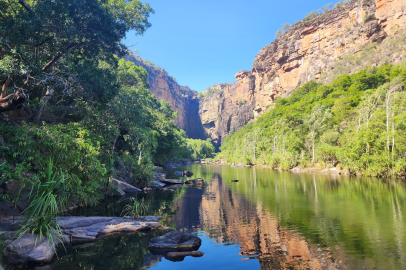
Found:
[0,0,153,112]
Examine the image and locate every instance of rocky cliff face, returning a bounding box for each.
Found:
[125,55,205,140]
[199,0,406,146]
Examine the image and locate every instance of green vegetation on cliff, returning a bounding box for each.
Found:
[219,63,406,177]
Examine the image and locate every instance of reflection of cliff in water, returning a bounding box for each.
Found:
[173,173,346,270]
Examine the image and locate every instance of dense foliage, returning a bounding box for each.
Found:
[0,0,209,220]
[186,138,216,160]
[219,63,406,177]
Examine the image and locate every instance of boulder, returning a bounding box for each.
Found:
[149,231,201,253]
[0,200,20,216]
[111,178,141,193]
[150,181,166,188]
[185,178,204,186]
[153,173,166,182]
[4,181,31,212]
[3,234,68,264]
[160,179,184,185]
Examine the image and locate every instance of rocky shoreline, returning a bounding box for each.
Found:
[1,215,165,267]
[0,169,198,268]
[202,160,352,177]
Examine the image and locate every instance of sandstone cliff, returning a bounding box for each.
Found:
[199,0,406,146]
[124,54,205,139]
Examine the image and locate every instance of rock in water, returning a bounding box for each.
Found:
[165,251,205,262]
[150,180,166,188]
[160,179,184,185]
[111,178,141,193]
[149,231,202,253]
[185,178,204,186]
[174,170,193,177]
[3,234,68,264]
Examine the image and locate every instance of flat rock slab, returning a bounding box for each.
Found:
[111,178,141,193]
[58,216,162,242]
[185,178,204,186]
[3,216,164,265]
[160,179,184,185]
[149,231,202,253]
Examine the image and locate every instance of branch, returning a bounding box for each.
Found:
[18,0,33,13]
[0,94,25,112]
[0,94,13,103]
[42,43,76,72]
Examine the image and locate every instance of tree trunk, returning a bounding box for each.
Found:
[273,136,277,154]
[392,122,395,162]
[312,137,315,163]
[0,94,26,112]
[36,87,54,124]
[1,76,11,99]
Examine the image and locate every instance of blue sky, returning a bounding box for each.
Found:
[123,0,343,92]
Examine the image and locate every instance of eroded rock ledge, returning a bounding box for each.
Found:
[1,216,164,265]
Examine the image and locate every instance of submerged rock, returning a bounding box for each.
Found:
[185,178,204,186]
[149,231,202,253]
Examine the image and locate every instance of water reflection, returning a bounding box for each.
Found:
[179,165,406,270]
[195,173,342,270]
[46,165,406,270]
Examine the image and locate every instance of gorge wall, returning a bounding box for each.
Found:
[125,54,205,140]
[128,0,406,148]
[199,0,406,148]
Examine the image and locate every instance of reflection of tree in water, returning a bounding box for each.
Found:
[197,173,346,270]
[47,231,166,270]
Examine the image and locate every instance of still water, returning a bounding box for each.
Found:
[47,165,406,270]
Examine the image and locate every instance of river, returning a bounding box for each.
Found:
[46,164,406,270]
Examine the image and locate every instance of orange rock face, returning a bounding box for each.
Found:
[199,0,406,146]
[125,55,205,139]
